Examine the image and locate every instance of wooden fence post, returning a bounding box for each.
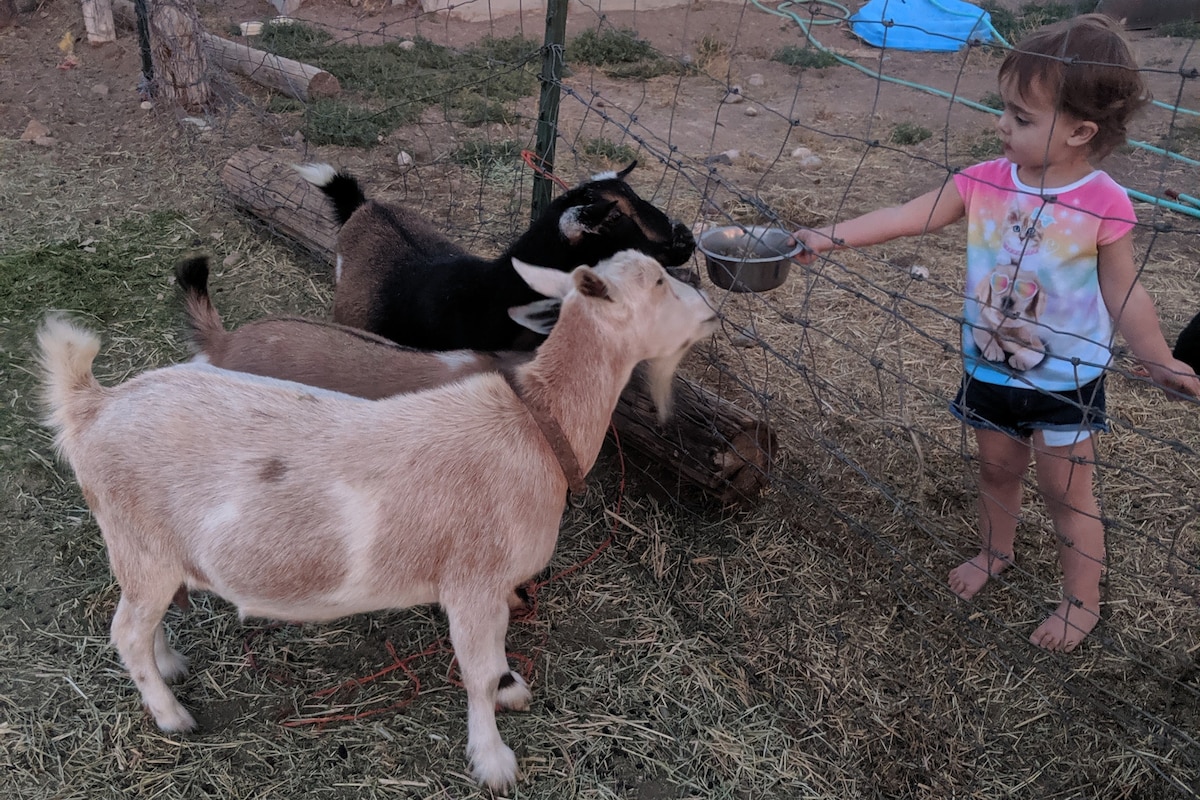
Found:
[82,0,116,43]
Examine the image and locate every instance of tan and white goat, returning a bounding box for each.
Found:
[39,250,717,791]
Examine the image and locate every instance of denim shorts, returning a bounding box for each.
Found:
[950,374,1109,448]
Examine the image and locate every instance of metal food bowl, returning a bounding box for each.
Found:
[697,226,803,293]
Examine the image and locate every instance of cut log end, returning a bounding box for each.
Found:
[614,373,776,505]
[307,71,341,99]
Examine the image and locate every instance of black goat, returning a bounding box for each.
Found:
[1174,309,1200,374]
[295,161,697,351]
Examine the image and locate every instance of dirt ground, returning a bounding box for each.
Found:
[3,2,1200,798]
[3,0,1196,200]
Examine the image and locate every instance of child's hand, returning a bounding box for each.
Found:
[791,228,834,265]
[1144,358,1200,401]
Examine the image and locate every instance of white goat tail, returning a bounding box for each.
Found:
[292,161,337,187]
[38,314,104,457]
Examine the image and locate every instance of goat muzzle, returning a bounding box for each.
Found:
[666,265,702,288]
[656,222,697,268]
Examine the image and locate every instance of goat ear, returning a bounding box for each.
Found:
[508,298,561,335]
[511,258,574,299]
[575,267,613,301]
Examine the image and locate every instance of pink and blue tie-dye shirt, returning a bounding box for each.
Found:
[952,158,1136,391]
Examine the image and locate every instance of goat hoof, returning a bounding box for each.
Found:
[470,743,519,791]
[151,702,197,733]
[497,671,532,711]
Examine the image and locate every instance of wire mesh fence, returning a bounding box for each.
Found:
[133,0,1200,792]
[6,0,1200,796]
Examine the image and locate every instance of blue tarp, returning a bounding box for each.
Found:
[850,0,995,52]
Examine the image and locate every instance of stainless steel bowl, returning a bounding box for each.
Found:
[697,225,803,293]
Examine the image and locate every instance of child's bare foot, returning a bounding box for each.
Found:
[1030,597,1100,652]
[948,551,1012,600]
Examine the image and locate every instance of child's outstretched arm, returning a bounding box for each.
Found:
[1099,234,1200,400]
[793,182,965,265]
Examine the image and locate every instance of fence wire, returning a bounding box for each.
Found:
[133,0,1200,795]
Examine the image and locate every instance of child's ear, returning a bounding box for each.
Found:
[1067,119,1100,149]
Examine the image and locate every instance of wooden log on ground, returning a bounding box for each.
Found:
[220,146,340,260]
[113,1,338,101]
[219,147,776,503]
[200,32,340,102]
[82,0,116,43]
[614,373,775,504]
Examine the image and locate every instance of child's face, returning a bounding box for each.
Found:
[994,75,1092,174]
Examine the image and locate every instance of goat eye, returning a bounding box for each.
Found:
[656,277,664,286]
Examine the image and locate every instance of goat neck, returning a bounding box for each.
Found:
[509,307,631,483]
[501,368,586,496]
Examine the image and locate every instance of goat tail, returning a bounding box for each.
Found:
[37,313,106,457]
[293,162,367,227]
[173,255,225,356]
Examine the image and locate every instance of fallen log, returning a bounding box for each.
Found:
[220,146,340,260]
[615,371,776,504]
[219,147,776,504]
[200,31,341,102]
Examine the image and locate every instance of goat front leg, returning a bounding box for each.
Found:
[445,594,527,791]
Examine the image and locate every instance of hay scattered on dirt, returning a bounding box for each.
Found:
[2,2,1198,798]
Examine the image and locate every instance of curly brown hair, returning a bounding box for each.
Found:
[999,13,1150,160]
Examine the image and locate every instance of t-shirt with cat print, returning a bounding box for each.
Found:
[952,158,1136,392]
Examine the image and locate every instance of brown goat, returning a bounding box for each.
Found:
[175,255,532,399]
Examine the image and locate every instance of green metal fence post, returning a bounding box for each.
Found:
[532,0,568,222]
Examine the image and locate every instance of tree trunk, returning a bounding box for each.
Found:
[219,147,776,504]
[82,0,116,43]
[149,0,209,109]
